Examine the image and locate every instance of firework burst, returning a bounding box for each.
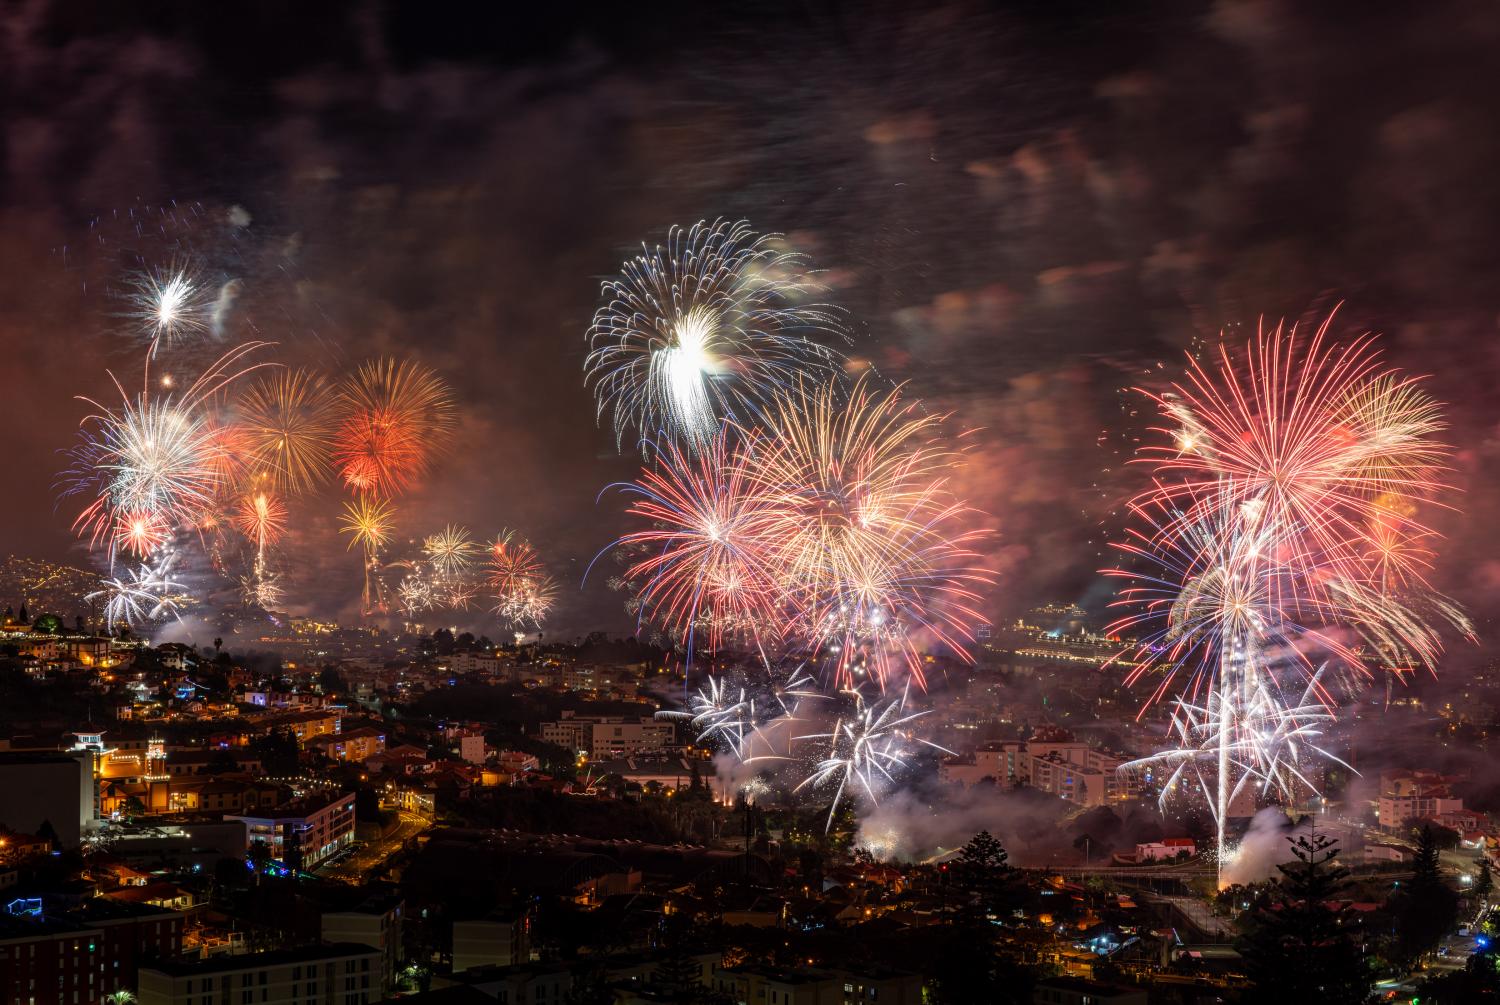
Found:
[89,555,185,628]
[1108,314,1469,882]
[601,428,782,654]
[64,343,273,563]
[743,379,994,689]
[795,687,952,830]
[237,368,338,494]
[493,572,557,628]
[235,490,288,554]
[334,357,456,498]
[597,379,994,691]
[424,524,479,579]
[340,497,396,553]
[586,218,846,452]
[127,266,211,356]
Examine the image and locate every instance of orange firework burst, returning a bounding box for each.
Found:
[333,358,456,498]
[113,509,172,558]
[487,530,542,594]
[238,368,338,495]
[234,490,288,551]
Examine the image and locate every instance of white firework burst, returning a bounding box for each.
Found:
[423,524,479,579]
[89,557,185,628]
[585,218,847,452]
[796,687,952,830]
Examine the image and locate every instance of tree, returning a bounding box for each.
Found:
[355,787,382,823]
[318,667,347,694]
[247,838,270,883]
[251,727,301,777]
[1476,856,1494,903]
[1394,825,1460,963]
[35,818,59,849]
[1237,832,1373,1005]
[958,829,1009,872]
[282,827,304,876]
[653,941,704,1002]
[956,830,1016,916]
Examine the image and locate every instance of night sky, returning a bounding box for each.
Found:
[4,0,1500,645]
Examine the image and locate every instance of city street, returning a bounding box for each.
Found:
[317,811,430,884]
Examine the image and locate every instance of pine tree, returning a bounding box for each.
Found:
[956,830,1015,916]
[1237,832,1373,1005]
[958,829,1009,872]
[1395,825,1459,963]
[653,939,706,1004]
[1475,856,1494,902]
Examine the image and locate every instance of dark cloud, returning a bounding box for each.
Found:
[4,1,1500,647]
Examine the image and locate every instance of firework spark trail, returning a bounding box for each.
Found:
[795,686,953,830]
[746,379,994,690]
[493,572,557,628]
[1108,315,1469,883]
[654,666,826,772]
[656,676,758,759]
[586,219,847,453]
[340,497,397,614]
[1121,665,1351,822]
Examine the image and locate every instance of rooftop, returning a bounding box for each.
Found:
[140,941,379,977]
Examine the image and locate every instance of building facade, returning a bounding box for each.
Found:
[137,943,382,1005]
[227,791,356,869]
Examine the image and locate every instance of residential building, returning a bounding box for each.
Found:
[259,709,341,744]
[458,733,487,765]
[1377,771,1466,831]
[0,904,181,1005]
[0,751,94,848]
[832,966,923,1005]
[137,942,382,1005]
[540,713,676,758]
[1135,839,1196,862]
[446,962,572,1004]
[939,732,1139,807]
[449,652,511,679]
[321,896,403,996]
[0,915,108,1005]
[451,907,532,973]
[306,727,387,764]
[711,964,841,1005]
[227,790,356,869]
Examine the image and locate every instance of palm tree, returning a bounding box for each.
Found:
[106,992,138,1005]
